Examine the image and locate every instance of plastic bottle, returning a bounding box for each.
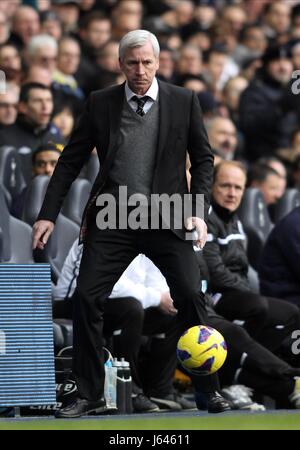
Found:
[113,358,126,414]
[121,358,133,414]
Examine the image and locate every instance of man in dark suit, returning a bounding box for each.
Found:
[32,30,230,418]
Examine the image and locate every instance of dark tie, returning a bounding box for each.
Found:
[131,95,149,116]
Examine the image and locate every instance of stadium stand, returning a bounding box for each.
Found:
[238,188,273,270]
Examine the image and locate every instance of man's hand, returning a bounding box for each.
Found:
[32,220,55,250]
[158,292,178,316]
[186,216,208,249]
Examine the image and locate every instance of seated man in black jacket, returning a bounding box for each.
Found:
[203,160,300,358]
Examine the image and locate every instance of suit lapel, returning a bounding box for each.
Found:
[156,80,171,166]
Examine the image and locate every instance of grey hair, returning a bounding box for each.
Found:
[119,29,160,61]
[28,34,58,57]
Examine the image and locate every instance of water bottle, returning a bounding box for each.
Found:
[121,358,133,414]
[113,358,126,414]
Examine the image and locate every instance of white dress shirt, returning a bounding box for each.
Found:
[125,77,159,114]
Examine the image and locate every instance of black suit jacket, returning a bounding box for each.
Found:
[38,80,214,242]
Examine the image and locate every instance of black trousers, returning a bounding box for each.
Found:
[73,226,218,400]
[207,315,299,399]
[215,289,300,353]
[54,295,178,395]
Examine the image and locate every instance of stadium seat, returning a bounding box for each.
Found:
[53,322,65,350]
[17,146,33,186]
[22,175,50,225]
[0,184,33,263]
[80,153,100,184]
[272,188,300,223]
[238,188,273,270]
[53,319,73,348]
[0,146,26,201]
[34,214,79,283]
[8,216,34,263]
[61,178,91,225]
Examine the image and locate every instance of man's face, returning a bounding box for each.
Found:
[208,118,237,159]
[19,88,53,127]
[85,19,111,49]
[257,174,285,205]
[57,40,80,75]
[212,165,246,212]
[267,58,293,85]
[33,150,59,177]
[0,90,18,125]
[119,41,159,95]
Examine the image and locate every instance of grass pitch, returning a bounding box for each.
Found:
[1,410,300,430]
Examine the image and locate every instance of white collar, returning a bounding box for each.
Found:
[125,77,159,102]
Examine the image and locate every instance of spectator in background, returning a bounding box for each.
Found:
[40,10,63,41]
[205,116,238,161]
[0,84,19,128]
[53,36,84,102]
[175,44,203,78]
[222,76,249,127]
[0,44,22,85]
[76,11,111,94]
[10,5,40,50]
[26,34,58,75]
[291,3,300,38]
[22,65,52,86]
[180,74,207,93]
[203,45,239,100]
[11,141,64,219]
[259,206,300,308]
[31,142,63,178]
[0,0,21,20]
[262,1,291,44]
[51,0,81,34]
[0,10,11,45]
[239,44,294,161]
[247,162,286,208]
[52,104,75,141]
[157,45,175,83]
[203,161,300,360]
[234,25,267,67]
[0,82,64,152]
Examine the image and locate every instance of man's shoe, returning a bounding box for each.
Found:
[132,393,160,413]
[150,393,197,411]
[195,391,231,413]
[221,385,265,411]
[55,396,107,418]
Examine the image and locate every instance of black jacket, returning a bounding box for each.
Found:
[0,116,64,152]
[239,70,285,161]
[38,80,214,242]
[259,207,300,302]
[203,201,250,293]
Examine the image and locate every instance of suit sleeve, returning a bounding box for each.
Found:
[37,94,96,223]
[188,92,214,221]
